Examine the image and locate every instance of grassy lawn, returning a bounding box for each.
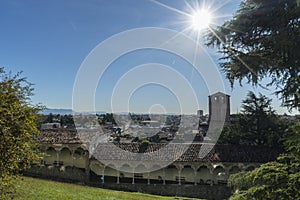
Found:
[15,176,199,200]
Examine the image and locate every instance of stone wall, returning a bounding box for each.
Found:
[25,165,232,199]
[100,183,231,200]
[24,165,88,183]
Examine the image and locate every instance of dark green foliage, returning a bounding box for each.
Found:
[41,113,75,128]
[0,68,42,199]
[60,114,75,127]
[229,122,300,199]
[239,92,286,145]
[206,0,300,111]
[219,91,289,146]
[218,124,242,145]
[97,113,116,125]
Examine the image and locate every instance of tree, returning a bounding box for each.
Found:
[218,123,242,145]
[239,91,285,146]
[218,91,288,146]
[229,122,300,199]
[206,0,300,111]
[0,68,42,198]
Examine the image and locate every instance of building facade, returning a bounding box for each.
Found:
[26,129,282,199]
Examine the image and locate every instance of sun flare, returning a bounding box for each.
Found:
[190,9,212,31]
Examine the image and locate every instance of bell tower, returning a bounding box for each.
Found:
[208,92,230,124]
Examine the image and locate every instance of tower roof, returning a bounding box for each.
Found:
[208,92,230,97]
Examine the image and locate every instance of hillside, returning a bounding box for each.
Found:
[15,176,200,200]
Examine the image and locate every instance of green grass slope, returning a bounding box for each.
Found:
[15,177,200,200]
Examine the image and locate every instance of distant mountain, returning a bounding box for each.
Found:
[41,108,73,115]
[41,109,181,116]
[41,108,107,115]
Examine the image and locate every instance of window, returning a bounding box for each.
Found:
[221,96,225,103]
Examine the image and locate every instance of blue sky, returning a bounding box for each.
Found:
[0,0,298,115]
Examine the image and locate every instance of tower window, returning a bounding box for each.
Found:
[221,96,225,103]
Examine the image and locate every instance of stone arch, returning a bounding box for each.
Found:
[181,165,194,184]
[149,164,164,184]
[135,164,148,173]
[213,164,226,170]
[196,163,213,172]
[89,160,104,182]
[165,164,178,184]
[60,147,72,166]
[120,163,132,173]
[196,165,211,184]
[44,147,56,165]
[134,164,148,183]
[150,164,162,171]
[73,147,86,168]
[104,163,118,183]
[119,164,133,183]
[90,160,105,175]
[45,146,56,152]
[213,165,226,184]
[106,163,117,169]
[74,147,85,158]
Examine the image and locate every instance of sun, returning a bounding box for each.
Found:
[190,9,212,31]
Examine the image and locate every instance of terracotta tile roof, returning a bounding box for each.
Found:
[92,143,282,163]
[38,130,283,163]
[37,129,81,144]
